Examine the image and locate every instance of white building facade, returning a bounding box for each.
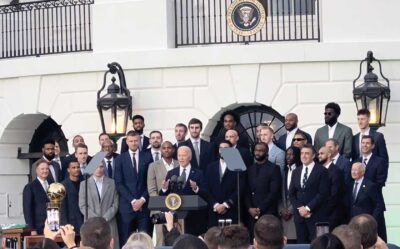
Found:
[0,0,399,243]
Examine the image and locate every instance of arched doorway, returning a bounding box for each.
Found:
[209,104,285,149]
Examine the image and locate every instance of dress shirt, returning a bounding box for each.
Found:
[190,138,201,154]
[362,153,372,166]
[287,164,296,190]
[332,154,339,165]
[300,162,315,187]
[129,149,139,174]
[219,159,227,176]
[104,157,114,176]
[162,158,175,172]
[93,176,104,199]
[52,157,62,170]
[328,123,338,139]
[80,163,87,175]
[353,176,364,199]
[43,156,56,182]
[286,128,299,149]
[151,149,161,162]
[37,178,49,192]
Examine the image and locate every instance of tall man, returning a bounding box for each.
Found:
[147,141,179,246]
[314,102,353,159]
[225,129,253,167]
[120,115,149,153]
[23,159,50,235]
[325,139,352,184]
[277,113,312,150]
[160,146,208,236]
[173,123,188,159]
[147,130,163,162]
[114,130,153,245]
[318,147,345,230]
[60,159,83,233]
[245,142,281,239]
[289,144,330,243]
[259,126,285,172]
[102,140,119,179]
[31,139,60,183]
[352,109,389,167]
[181,118,214,172]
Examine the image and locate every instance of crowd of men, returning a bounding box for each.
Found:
[22,102,389,248]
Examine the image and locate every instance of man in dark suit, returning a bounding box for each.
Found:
[23,159,52,235]
[347,162,385,240]
[61,138,92,180]
[318,147,345,230]
[225,129,253,168]
[352,109,389,167]
[181,118,214,173]
[160,146,208,236]
[31,139,61,183]
[314,102,353,159]
[277,113,312,150]
[114,130,153,245]
[120,115,150,153]
[146,131,163,162]
[60,159,83,233]
[173,123,187,159]
[289,144,330,243]
[325,138,352,185]
[205,140,245,227]
[102,140,119,179]
[245,142,281,239]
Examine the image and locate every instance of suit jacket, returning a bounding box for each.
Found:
[61,154,92,181]
[352,130,389,167]
[114,150,153,214]
[268,143,285,172]
[103,152,119,179]
[245,161,281,216]
[120,135,149,153]
[181,139,214,173]
[31,158,61,183]
[326,163,345,225]
[23,179,49,234]
[347,178,384,222]
[314,122,353,159]
[277,128,313,150]
[334,155,352,185]
[60,178,83,233]
[289,163,330,222]
[147,159,179,197]
[356,154,387,189]
[79,176,119,249]
[236,146,253,168]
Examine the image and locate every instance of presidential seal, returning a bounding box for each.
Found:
[227,0,266,36]
[165,193,182,211]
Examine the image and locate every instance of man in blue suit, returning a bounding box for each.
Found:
[352,109,389,168]
[160,146,208,236]
[114,130,153,245]
[23,159,52,235]
[259,126,285,172]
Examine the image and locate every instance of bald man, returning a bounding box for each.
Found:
[160,146,208,236]
[225,129,253,167]
[277,113,312,150]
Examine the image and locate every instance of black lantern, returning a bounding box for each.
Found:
[97,62,132,139]
[353,51,390,129]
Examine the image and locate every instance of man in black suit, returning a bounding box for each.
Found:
[325,138,352,185]
[61,136,92,179]
[114,130,153,245]
[173,123,187,159]
[289,144,330,243]
[60,159,83,233]
[347,163,385,240]
[181,118,214,173]
[31,139,61,183]
[205,140,245,227]
[277,113,312,150]
[318,146,345,230]
[120,115,149,153]
[146,130,163,162]
[352,109,389,168]
[23,159,51,235]
[102,140,119,179]
[160,146,208,236]
[225,129,253,168]
[245,142,281,239]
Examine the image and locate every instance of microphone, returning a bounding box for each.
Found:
[169,175,178,191]
[177,174,185,190]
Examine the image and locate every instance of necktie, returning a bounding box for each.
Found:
[49,164,57,182]
[302,166,308,189]
[353,181,359,201]
[219,164,224,183]
[132,153,138,177]
[194,141,200,165]
[107,161,113,178]
[43,181,48,192]
[181,168,187,183]
[363,158,368,167]
[139,136,143,151]
[95,181,102,201]
[155,152,160,161]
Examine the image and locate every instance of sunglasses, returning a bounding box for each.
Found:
[324,112,333,116]
[292,138,305,142]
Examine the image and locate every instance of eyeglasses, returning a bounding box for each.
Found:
[324,112,333,116]
[292,138,305,142]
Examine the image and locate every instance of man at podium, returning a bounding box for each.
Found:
[160,146,208,236]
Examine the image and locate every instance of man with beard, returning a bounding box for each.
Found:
[277,113,312,150]
[173,123,187,159]
[325,139,352,185]
[102,140,119,179]
[31,139,60,183]
[318,147,345,230]
[314,102,353,159]
[120,115,149,153]
[245,142,281,239]
[146,131,163,162]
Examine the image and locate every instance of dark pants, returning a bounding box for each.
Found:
[295,219,316,243]
[118,209,150,246]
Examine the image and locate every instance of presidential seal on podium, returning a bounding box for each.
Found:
[227,0,266,36]
[165,193,182,211]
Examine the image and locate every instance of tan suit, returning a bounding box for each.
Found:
[147,159,179,246]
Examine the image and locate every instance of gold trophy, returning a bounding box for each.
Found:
[46,183,66,231]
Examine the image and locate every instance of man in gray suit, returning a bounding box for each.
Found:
[260,126,285,172]
[147,141,179,246]
[79,162,119,249]
[314,102,353,159]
